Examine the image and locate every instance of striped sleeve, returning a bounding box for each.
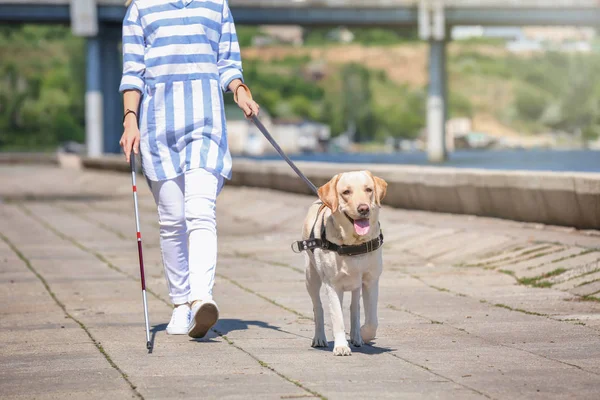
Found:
[217,0,244,93]
[119,3,146,93]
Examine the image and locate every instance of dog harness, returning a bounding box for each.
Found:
[292,203,384,257]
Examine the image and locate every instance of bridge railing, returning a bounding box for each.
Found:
[229,0,599,7]
[0,0,597,8]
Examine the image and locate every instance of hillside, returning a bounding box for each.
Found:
[0,25,598,150]
[241,42,579,141]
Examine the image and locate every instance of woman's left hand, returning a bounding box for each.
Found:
[235,87,260,119]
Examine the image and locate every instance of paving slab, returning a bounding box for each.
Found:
[1,204,312,400]
[569,280,600,297]
[0,221,138,400]
[2,165,600,399]
[554,271,600,292]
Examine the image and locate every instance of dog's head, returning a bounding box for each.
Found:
[318,171,388,238]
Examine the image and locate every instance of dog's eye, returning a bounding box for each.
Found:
[366,188,373,193]
[342,189,351,196]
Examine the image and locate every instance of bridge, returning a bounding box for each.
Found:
[1,0,598,161]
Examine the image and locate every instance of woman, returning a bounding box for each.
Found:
[119,0,259,339]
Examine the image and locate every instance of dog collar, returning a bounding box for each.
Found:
[292,203,384,256]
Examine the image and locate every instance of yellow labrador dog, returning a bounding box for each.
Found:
[300,171,387,356]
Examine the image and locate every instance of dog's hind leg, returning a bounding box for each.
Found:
[349,288,364,347]
[306,260,327,347]
[361,278,379,343]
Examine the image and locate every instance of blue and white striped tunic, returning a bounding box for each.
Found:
[119,0,243,182]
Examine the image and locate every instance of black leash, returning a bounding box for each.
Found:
[251,115,384,257]
[251,115,319,195]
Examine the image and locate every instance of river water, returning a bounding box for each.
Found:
[237,149,600,173]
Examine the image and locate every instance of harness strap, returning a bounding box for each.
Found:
[292,230,385,257]
[291,201,384,257]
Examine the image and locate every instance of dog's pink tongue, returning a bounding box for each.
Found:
[354,219,370,235]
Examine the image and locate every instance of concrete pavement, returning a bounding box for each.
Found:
[1,165,600,399]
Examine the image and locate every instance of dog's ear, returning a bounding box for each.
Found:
[366,171,388,206]
[318,174,340,213]
[374,176,388,205]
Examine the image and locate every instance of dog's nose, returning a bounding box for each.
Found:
[357,204,370,215]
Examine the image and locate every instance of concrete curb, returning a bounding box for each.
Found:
[6,152,597,230]
[228,159,600,230]
[80,154,138,173]
[0,152,58,165]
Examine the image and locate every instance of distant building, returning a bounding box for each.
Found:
[326,27,355,44]
[225,105,330,155]
[253,25,304,47]
[452,26,524,41]
[522,27,595,43]
[446,118,472,152]
[303,60,327,82]
[225,105,275,156]
[270,118,331,153]
[452,25,596,53]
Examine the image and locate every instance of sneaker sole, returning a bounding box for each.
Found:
[188,303,219,339]
[166,327,189,335]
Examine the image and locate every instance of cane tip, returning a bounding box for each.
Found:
[146,341,152,351]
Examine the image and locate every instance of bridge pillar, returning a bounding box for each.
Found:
[419,0,448,163]
[85,36,103,157]
[101,25,124,154]
[427,39,447,163]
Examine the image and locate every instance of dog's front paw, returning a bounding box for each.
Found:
[360,324,377,343]
[333,344,352,356]
[350,332,364,347]
[311,335,328,348]
[350,338,364,347]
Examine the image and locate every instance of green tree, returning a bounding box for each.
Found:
[514,85,548,122]
[0,24,85,150]
[339,63,377,142]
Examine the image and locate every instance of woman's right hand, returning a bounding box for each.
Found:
[119,121,140,164]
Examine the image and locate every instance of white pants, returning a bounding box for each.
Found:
[149,168,224,305]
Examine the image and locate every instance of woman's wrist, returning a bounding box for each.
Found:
[233,83,252,103]
[123,114,139,129]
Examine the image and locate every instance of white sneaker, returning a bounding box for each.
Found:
[166,304,191,335]
[188,300,219,339]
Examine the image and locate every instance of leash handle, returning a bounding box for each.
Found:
[251,115,319,196]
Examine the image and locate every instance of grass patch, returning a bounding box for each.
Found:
[499,269,515,276]
[575,278,600,288]
[469,245,526,265]
[431,320,443,325]
[494,303,547,317]
[581,295,600,303]
[517,268,566,288]
[517,277,540,286]
[532,281,553,288]
[551,249,597,264]
[519,245,556,257]
[465,244,555,268]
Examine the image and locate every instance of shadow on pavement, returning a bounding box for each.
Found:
[148,323,167,353]
[311,341,394,356]
[214,319,285,335]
